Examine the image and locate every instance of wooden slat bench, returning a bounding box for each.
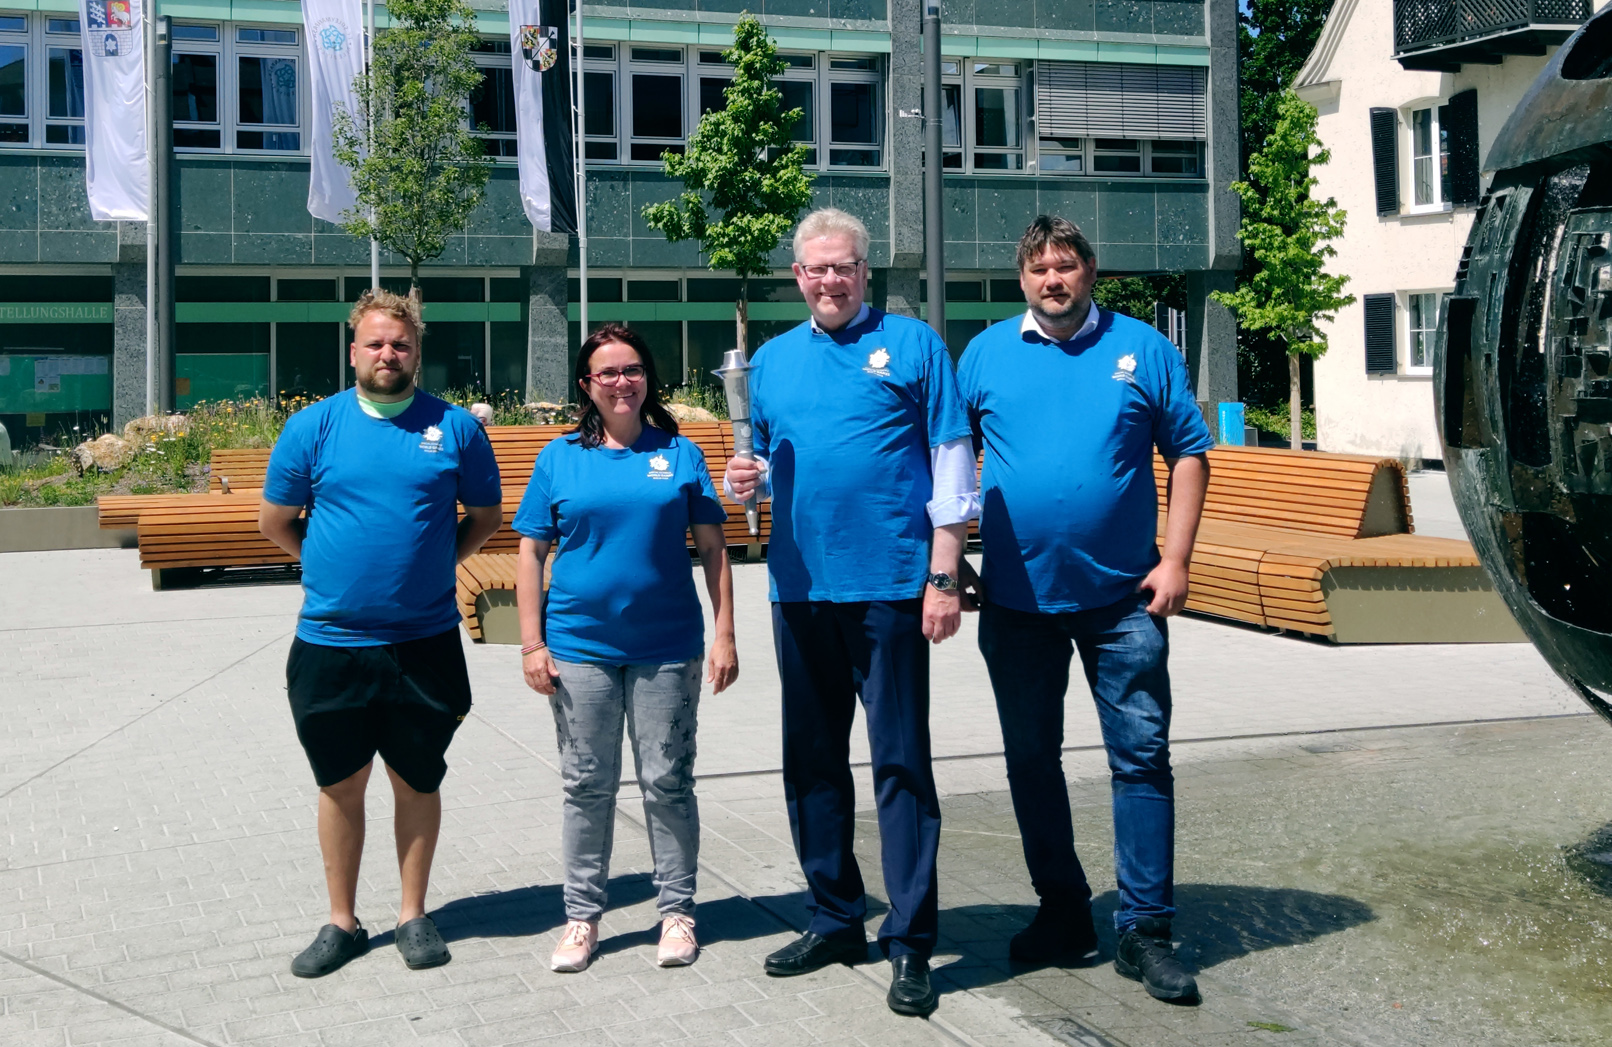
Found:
[1155,446,1522,643]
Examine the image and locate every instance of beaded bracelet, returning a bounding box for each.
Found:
[521,641,547,655]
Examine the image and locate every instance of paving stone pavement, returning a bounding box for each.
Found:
[0,527,1594,1047]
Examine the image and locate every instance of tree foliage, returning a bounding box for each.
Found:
[641,15,815,359]
[1213,90,1352,447]
[332,0,492,291]
[1236,0,1337,407]
[1091,275,1187,324]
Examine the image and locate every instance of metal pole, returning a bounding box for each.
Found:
[922,0,945,340]
[154,16,174,413]
[575,0,588,338]
[144,3,156,415]
[367,0,379,291]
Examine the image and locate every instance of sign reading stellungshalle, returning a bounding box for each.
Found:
[79,0,148,221]
[301,0,364,223]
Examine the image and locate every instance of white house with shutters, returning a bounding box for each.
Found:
[1294,0,1603,462]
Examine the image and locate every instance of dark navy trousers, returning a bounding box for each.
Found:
[772,598,941,959]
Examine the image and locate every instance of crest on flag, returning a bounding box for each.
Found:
[86,0,134,58]
[520,25,558,72]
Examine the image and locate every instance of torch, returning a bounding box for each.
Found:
[713,349,760,537]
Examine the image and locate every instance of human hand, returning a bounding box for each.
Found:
[957,560,986,612]
[522,647,560,695]
[1138,559,1190,617]
[922,584,962,643]
[726,456,762,501]
[707,633,739,694]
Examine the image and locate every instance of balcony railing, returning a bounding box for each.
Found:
[1394,0,1590,68]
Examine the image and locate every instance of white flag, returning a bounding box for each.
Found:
[510,0,575,233]
[301,0,364,223]
[79,0,147,221]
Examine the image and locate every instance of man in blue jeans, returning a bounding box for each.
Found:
[957,215,1211,1002]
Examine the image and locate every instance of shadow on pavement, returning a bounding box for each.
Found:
[376,875,793,951]
[932,884,1373,990]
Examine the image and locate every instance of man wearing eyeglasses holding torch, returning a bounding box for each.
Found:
[724,208,977,1017]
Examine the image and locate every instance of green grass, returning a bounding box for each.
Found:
[1247,1021,1296,1033]
[1,398,297,508]
[668,382,730,420]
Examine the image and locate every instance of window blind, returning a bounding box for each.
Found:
[1364,293,1398,374]
[1035,62,1207,141]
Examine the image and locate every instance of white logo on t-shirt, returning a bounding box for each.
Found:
[864,347,891,376]
[420,425,444,453]
[1112,354,1141,387]
[648,454,672,480]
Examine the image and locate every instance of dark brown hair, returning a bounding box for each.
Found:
[1016,214,1097,271]
[573,323,680,449]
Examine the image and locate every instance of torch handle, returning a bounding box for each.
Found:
[731,417,761,537]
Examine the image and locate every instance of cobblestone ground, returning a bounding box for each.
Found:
[0,536,1602,1047]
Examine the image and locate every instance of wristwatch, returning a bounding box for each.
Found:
[927,571,958,592]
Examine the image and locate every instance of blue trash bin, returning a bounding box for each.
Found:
[1217,402,1246,446]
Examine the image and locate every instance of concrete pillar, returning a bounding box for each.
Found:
[1186,270,1238,440]
[111,236,148,430]
[884,268,921,319]
[887,0,923,272]
[525,231,570,403]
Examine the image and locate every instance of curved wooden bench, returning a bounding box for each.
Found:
[1152,446,1520,643]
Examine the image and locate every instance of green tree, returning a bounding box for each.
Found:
[1213,90,1353,450]
[641,15,815,371]
[332,0,492,294]
[1091,275,1186,324]
[1237,0,1337,408]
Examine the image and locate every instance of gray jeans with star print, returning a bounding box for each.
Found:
[550,658,701,921]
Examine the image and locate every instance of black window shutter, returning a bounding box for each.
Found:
[1446,88,1480,205]
[1364,294,1397,374]
[1370,108,1399,216]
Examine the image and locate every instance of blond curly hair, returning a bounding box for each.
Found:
[348,288,425,340]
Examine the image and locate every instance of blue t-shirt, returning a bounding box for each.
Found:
[957,310,1214,614]
[512,426,727,665]
[751,308,972,602]
[263,389,502,645]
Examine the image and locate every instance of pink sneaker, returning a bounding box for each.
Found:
[550,920,598,973]
[657,913,699,967]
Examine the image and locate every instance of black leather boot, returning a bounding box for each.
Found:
[1114,917,1199,1001]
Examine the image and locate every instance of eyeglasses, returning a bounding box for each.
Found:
[799,260,864,279]
[585,365,647,385]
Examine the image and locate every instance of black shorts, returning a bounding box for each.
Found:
[286,627,472,793]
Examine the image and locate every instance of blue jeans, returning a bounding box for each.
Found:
[549,659,702,922]
[978,593,1175,933]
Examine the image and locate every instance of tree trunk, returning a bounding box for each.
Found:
[409,261,421,302]
[1289,351,1303,451]
[736,278,750,362]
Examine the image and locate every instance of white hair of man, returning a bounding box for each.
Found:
[792,208,870,262]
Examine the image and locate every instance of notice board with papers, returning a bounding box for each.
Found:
[0,353,113,413]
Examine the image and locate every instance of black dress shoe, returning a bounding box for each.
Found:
[1114,917,1199,1002]
[1009,900,1100,963]
[290,921,369,978]
[763,930,868,976]
[886,953,937,1016]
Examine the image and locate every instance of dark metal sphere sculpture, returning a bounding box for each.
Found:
[1435,8,1612,725]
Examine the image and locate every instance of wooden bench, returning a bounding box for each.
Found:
[1157,446,1522,643]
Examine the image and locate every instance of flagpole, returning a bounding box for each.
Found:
[145,1,156,415]
[367,0,379,291]
[574,0,588,337]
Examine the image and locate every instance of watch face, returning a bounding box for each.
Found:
[929,572,956,591]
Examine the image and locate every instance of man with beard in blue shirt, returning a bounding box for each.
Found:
[260,290,503,979]
[957,216,1211,1003]
[725,208,977,1017]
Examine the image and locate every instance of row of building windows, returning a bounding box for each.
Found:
[0,12,1207,178]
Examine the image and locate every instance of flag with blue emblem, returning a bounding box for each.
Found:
[301,0,364,222]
